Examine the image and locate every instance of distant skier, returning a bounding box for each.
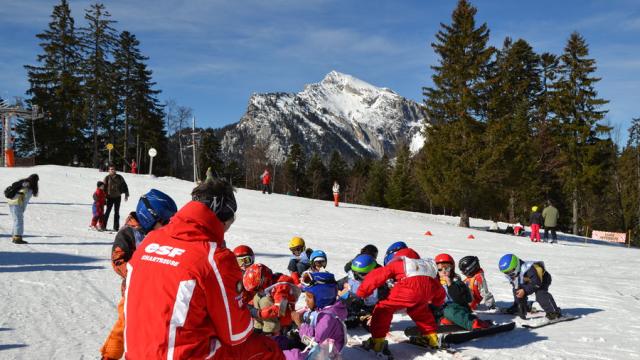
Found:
[498,253,562,320]
[130,159,137,174]
[90,181,106,230]
[332,180,340,207]
[261,168,272,194]
[529,206,543,242]
[542,201,559,243]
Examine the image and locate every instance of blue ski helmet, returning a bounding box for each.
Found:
[303,272,338,309]
[498,254,520,275]
[384,241,408,265]
[136,189,178,232]
[310,250,327,263]
[351,254,376,274]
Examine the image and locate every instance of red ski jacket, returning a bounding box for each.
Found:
[124,201,253,359]
[93,188,106,208]
[357,254,445,308]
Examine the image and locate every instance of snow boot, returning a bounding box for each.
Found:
[12,236,28,244]
[409,332,440,349]
[545,311,562,320]
[361,337,392,357]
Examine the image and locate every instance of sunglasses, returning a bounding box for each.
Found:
[290,246,304,254]
[236,256,253,268]
[438,266,452,273]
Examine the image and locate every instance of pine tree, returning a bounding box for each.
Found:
[485,38,542,221]
[328,150,348,187]
[79,2,118,167]
[197,128,224,182]
[419,0,495,227]
[621,118,640,245]
[306,153,328,199]
[284,143,306,195]
[21,0,85,164]
[363,156,389,207]
[385,143,416,210]
[552,32,610,234]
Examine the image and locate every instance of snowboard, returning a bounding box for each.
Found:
[442,322,515,344]
[521,314,579,329]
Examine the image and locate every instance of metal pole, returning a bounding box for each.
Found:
[149,156,154,176]
[192,116,197,183]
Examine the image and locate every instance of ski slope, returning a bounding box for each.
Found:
[1,165,639,360]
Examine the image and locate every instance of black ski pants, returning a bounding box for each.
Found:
[104,196,122,231]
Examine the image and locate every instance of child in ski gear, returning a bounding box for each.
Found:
[458,255,496,310]
[6,174,39,244]
[435,253,491,330]
[338,254,388,329]
[91,181,106,230]
[234,245,255,272]
[103,164,130,231]
[100,190,177,360]
[499,253,562,320]
[300,250,328,286]
[285,272,347,360]
[124,178,284,360]
[358,248,445,354]
[332,180,340,207]
[382,241,407,265]
[287,236,313,284]
[542,201,559,243]
[243,263,301,336]
[529,206,543,242]
[343,244,379,273]
[513,223,525,236]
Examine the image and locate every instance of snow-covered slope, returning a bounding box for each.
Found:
[1,165,639,360]
[220,71,426,163]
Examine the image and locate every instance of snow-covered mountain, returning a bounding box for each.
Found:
[220,71,427,164]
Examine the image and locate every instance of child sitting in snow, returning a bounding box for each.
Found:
[338,254,388,329]
[287,236,313,284]
[91,181,106,230]
[435,253,491,330]
[343,244,379,273]
[286,272,347,360]
[300,250,328,286]
[243,263,301,336]
[498,253,562,320]
[458,256,495,311]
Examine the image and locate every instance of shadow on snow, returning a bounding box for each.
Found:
[0,251,104,272]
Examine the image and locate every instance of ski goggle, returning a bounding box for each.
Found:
[437,266,452,273]
[236,256,254,268]
[312,259,327,268]
[290,246,304,255]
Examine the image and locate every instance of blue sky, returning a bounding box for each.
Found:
[1,0,639,144]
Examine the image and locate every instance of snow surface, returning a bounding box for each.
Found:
[1,165,639,360]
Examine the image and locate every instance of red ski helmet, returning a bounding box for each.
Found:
[234,245,255,270]
[242,263,272,292]
[394,248,421,260]
[435,253,454,265]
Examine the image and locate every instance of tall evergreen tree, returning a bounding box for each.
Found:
[328,150,348,187]
[284,143,306,195]
[79,2,118,167]
[21,0,85,164]
[385,143,417,210]
[306,153,328,199]
[552,32,610,234]
[197,128,223,182]
[419,0,495,227]
[363,156,389,207]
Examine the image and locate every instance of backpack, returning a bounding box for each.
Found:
[4,180,23,199]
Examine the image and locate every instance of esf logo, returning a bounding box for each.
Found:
[145,243,186,258]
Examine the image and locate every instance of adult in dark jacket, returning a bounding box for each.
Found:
[529,206,543,243]
[542,201,559,243]
[103,164,130,231]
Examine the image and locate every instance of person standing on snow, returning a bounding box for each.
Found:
[542,201,559,243]
[529,206,543,242]
[261,167,272,194]
[130,159,138,174]
[100,189,177,360]
[124,177,284,360]
[6,174,39,244]
[90,181,107,230]
[332,180,340,207]
[103,164,130,231]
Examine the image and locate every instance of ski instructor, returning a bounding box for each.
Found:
[123,177,284,359]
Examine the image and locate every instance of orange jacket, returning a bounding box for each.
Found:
[463,269,495,310]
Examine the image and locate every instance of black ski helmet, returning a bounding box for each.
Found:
[458,256,480,276]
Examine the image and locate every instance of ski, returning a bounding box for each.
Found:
[403,324,466,337]
[521,314,579,329]
[442,322,516,344]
